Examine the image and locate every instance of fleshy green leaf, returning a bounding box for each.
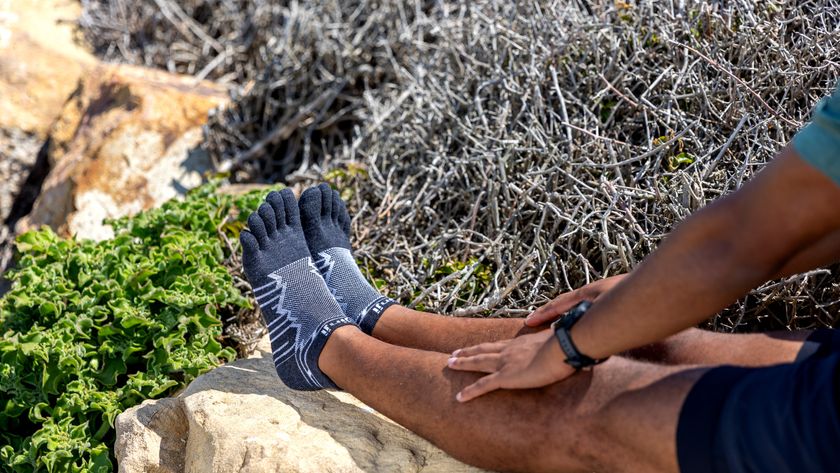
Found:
[0,181,280,472]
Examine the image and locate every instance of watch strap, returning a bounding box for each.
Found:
[551,301,608,370]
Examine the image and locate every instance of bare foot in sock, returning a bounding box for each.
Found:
[298,184,396,335]
[239,188,356,390]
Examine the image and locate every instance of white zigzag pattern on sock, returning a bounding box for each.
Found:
[253,257,351,389]
[315,251,335,281]
[315,251,348,312]
[314,247,393,327]
[257,273,300,363]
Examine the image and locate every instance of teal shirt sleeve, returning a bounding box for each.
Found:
[792,82,840,186]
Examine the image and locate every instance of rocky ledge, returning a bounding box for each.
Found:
[116,336,485,473]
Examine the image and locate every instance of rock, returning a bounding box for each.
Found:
[115,398,188,473]
[116,336,485,473]
[19,64,228,240]
[0,128,42,224]
[0,128,43,293]
[0,0,95,138]
[0,0,96,283]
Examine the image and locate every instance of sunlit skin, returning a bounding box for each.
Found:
[317,296,812,472]
[448,146,840,402]
[313,146,840,472]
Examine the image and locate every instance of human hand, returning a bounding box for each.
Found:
[524,274,627,327]
[447,330,575,402]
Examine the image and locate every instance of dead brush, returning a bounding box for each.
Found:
[79,0,840,333]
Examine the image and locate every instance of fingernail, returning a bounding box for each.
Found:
[447,357,457,367]
[456,392,463,402]
[451,349,460,356]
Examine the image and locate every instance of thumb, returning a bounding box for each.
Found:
[525,290,586,327]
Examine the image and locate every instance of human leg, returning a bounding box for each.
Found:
[371,305,538,351]
[624,327,815,366]
[244,188,838,473]
[319,324,840,473]
[320,325,704,473]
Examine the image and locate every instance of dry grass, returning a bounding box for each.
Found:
[80,0,840,332]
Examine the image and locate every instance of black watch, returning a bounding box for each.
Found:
[550,301,609,370]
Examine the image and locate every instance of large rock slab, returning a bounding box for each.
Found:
[0,0,95,284]
[0,0,94,138]
[0,0,93,213]
[116,337,485,473]
[19,64,228,240]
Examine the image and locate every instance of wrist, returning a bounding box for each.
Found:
[551,301,609,369]
[542,335,574,378]
[570,276,627,358]
[567,315,609,361]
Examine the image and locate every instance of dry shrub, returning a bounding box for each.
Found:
[80,0,840,332]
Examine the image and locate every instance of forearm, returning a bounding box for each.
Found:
[570,202,776,359]
[570,146,840,360]
[771,228,840,279]
[450,88,840,403]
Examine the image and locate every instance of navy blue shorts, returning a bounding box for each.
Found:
[676,329,840,473]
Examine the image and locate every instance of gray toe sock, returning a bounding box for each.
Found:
[299,184,396,335]
[239,188,354,390]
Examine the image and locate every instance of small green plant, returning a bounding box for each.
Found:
[323,164,369,201]
[0,182,276,472]
[668,152,696,170]
[409,257,494,312]
[652,134,695,171]
[598,99,618,123]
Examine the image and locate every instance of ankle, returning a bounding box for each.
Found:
[369,304,412,340]
[318,324,364,382]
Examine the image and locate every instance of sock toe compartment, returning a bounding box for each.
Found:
[266,191,287,226]
[281,188,301,226]
[300,185,351,252]
[318,183,333,216]
[258,203,277,234]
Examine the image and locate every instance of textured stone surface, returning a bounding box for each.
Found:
[0,129,42,294]
[0,0,95,286]
[0,128,41,224]
[0,0,94,138]
[115,398,187,473]
[19,64,228,240]
[116,336,485,473]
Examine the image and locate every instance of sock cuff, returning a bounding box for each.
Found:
[357,295,397,335]
[315,246,395,336]
[300,315,356,390]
